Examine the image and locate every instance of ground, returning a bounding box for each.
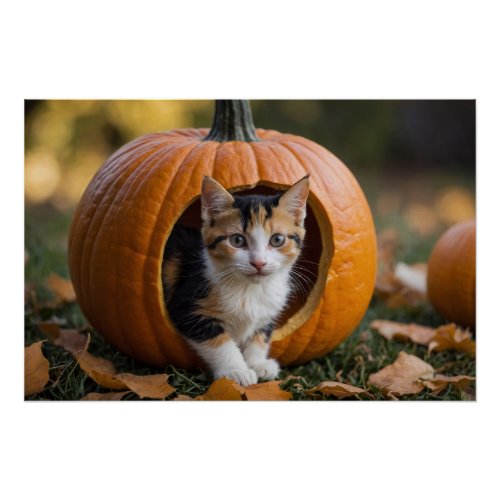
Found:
[24,175,476,401]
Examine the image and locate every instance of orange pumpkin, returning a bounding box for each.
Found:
[68,100,377,368]
[427,219,476,328]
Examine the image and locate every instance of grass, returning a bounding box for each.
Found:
[25,204,475,401]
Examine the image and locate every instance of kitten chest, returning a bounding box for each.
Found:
[217,276,290,344]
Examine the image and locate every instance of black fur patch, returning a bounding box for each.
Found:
[288,233,303,248]
[233,193,281,231]
[163,225,223,342]
[207,235,227,249]
[260,323,274,339]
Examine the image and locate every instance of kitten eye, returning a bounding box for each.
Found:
[270,233,286,247]
[229,234,246,248]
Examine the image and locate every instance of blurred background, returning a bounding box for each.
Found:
[24,100,475,283]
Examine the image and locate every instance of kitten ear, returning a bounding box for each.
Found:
[201,176,235,222]
[278,175,310,225]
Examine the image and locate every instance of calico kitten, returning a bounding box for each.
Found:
[162,175,309,386]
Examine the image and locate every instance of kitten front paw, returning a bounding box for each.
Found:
[216,368,258,387]
[249,359,280,381]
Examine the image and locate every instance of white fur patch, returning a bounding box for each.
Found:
[205,256,290,345]
[242,340,280,380]
[188,338,258,386]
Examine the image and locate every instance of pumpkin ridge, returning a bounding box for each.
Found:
[75,142,163,307]
[117,141,203,361]
[276,143,346,364]
[279,140,335,198]
[267,141,307,182]
[68,138,154,255]
[85,142,190,355]
[211,141,242,186]
[230,142,260,188]
[70,142,148,290]
[248,137,265,181]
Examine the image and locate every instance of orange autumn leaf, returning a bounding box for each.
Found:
[368,352,435,397]
[196,379,292,401]
[375,228,400,294]
[244,380,292,401]
[422,375,475,396]
[116,373,175,400]
[371,319,435,346]
[385,288,426,308]
[196,378,244,401]
[25,341,50,396]
[173,395,195,401]
[77,349,127,390]
[305,381,368,399]
[46,273,76,302]
[81,391,131,401]
[371,320,475,356]
[37,321,88,355]
[375,230,427,307]
[429,324,476,356]
[72,338,175,399]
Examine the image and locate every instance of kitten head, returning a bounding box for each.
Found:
[200,176,309,281]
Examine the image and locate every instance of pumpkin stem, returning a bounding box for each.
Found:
[203,100,260,142]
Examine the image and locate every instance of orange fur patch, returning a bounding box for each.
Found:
[250,333,267,348]
[202,207,243,259]
[195,293,224,319]
[202,332,231,348]
[263,206,305,262]
[162,255,181,292]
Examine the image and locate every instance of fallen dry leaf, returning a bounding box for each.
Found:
[81,391,131,401]
[371,319,435,346]
[196,378,292,401]
[422,375,475,396]
[46,273,76,303]
[72,338,175,399]
[196,378,244,400]
[429,324,476,356]
[116,373,175,399]
[371,320,475,356]
[394,262,427,295]
[376,228,400,294]
[375,230,427,307]
[173,395,195,401]
[77,349,127,389]
[368,352,435,397]
[377,227,400,265]
[306,381,368,399]
[25,341,50,396]
[385,288,426,308]
[244,380,292,401]
[37,321,88,355]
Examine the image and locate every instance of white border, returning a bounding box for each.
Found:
[4,1,499,499]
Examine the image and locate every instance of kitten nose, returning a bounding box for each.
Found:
[250,260,267,271]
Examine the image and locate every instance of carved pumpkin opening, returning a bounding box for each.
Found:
[163,182,331,340]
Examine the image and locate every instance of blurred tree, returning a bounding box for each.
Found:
[24,99,475,210]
